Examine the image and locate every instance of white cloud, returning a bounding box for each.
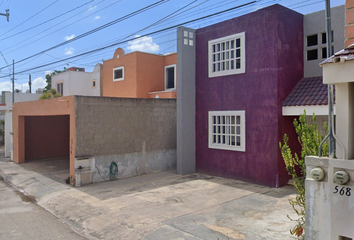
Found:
[64,47,74,55]
[94,16,100,20]
[45,70,51,76]
[64,34,75,41]
[88,5,96,11]
[127,35,160,53]
[0,77,46,93]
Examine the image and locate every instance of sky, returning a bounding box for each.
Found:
[0,0,346,94]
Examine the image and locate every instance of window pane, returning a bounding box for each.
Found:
[114,69,123,79]
[236,126,240,134]
[217,62,220,71]
[236,59,241,69]
[218,135,221,143]
[307,34,318,46]
[213,44,216,53]
[221,42,225,51]
[236,38,240,48]
[222,52,225,60]
[236,49,240,58]
[166,67,175,89]
[236,136,241,146]
[231,116,235,124]
[213,64,216,72]
[231,50,234,58]
[231,40,234,48]
[213,135,216,143]
[222,135,225,144]
[307,49,318,61]
[231,60,234,69]
[226,41,229,50]
[217,43,220,51]
[218,126,221,134]
[217,116,220,124]
[222,62,225,71]
[226,116,230,124]
[226,62,229,70]
[217,53,220,61]
[231,136,235,146]
[226,135,230,145]
[231,126,235,134]
[236,116,240,124]
[226,52,229,60]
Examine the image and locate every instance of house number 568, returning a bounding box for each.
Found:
[333,186,351,196]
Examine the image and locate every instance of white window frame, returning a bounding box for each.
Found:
[57,82,63,96]
[165,64,176,90]
[208,32,245,78]
[208,110,245,152]
[113,66,124,81]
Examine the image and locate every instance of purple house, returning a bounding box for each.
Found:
[177,4,304,187]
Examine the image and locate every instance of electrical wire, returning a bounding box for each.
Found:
[3,0,60,35]
[0,0,96,41]
[0,1,256,77]
[1,0,169,67]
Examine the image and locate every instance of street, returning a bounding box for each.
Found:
[0,179,86,240]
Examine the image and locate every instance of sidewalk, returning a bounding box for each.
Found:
[0,155,297,240]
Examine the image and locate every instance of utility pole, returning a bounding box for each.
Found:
[325,0,334,158]
[12,60,14,103]
[319,0,335,158]
[28,74,32,93]
[0,9,9,22]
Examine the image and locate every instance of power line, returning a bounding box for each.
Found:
[0,1,256,78]
[1,0,108,53]
[3,0,60,35]
[1,0,168,67]
[0,0,95,41]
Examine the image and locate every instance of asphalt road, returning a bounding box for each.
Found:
[0,179,86,240]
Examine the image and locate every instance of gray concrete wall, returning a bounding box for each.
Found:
[304,5,345,77]
[177,26,196,175]
[74,96,176,182]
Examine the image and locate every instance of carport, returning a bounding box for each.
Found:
[12,96,76,184]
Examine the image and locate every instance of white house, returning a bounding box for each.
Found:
[51,63,102,97]
[0,91,41,158]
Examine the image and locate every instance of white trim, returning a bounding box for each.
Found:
[208,110,246,152]
[282,105,336,116]
[113,66,124,81]
[165,64,176,90]
[208,32,245,78]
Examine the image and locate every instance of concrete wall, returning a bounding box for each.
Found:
[74,96,177,182]
[177,26,196,175]
[51,63,102,97]
[195,4,303,187]
[306,156,354,240]
[304,5,345,77]
[25,115,70,160]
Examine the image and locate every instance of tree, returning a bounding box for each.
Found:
[44,65,68,93]
[279,111,329,239]
[39,89,61,100]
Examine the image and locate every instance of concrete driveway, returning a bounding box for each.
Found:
[0,158,297,240]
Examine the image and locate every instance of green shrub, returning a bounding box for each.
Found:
[279,111,329,239]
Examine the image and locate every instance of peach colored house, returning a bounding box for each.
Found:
[102,48,177,99]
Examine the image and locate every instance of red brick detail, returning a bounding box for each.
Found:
[346,24,354,39]
[346,39,354,47]
[346,8,354,24]
[347,0,354,9]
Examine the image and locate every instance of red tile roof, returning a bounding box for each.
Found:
[321,43,354,65]
[282,76,335,106]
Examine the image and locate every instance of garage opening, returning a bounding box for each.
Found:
[22,115,70,183]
